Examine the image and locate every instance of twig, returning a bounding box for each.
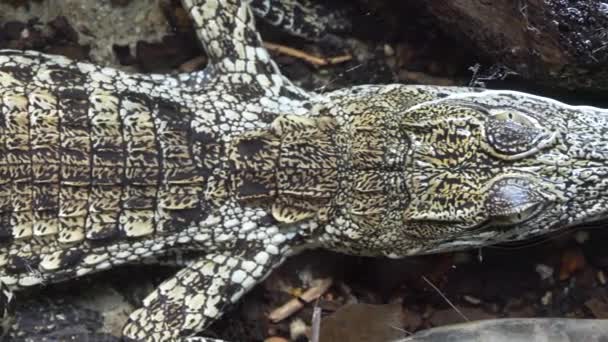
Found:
[179,56,207,72]
[268,277,333,322]
[264,42,352,67]
[422,275,469,322]
[314,63,363,93]
[310,304,322,342]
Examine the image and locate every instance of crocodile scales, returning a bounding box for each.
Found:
[2,0,608,340]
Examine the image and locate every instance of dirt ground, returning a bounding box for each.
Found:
[2,0,608,341]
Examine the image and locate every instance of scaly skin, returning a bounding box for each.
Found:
[1,0,607,341]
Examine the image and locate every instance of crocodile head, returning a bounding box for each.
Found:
[311,88,608,257]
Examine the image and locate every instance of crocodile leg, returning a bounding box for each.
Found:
[249,0,351,41]
[130,0,348,93]
[182,0,313,112]
[183,0,284,77]
[122,230,294,341]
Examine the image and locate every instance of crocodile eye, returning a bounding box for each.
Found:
[485,177,548,226]
[489,202,544,226]
[484,111,556,160]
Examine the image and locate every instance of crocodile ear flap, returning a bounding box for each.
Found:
[482,111,556,160]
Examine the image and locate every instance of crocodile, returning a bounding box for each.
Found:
[1,0,608,340]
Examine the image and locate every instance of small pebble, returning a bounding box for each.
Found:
[289,318,309,341]
[453,252,472,264]
[264,337,289,342]
[574,231,590,244]
[383,44,395,57]
[463,295,482,305]
[598,270,607,285]
[559,248,586,280]
[535,264,554,281]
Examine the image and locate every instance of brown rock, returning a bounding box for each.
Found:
[585,297,608,318]
[559,248,586,280]
[319,303,407,342]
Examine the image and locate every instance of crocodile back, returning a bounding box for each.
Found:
[0,50,213,287]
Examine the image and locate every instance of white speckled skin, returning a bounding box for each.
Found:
[0,1,332,340]
[2,0,608,341]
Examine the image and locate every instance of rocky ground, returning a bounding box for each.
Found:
[2,0,608,341]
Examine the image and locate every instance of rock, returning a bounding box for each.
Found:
[319,303,407,342]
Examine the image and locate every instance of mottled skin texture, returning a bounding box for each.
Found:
[0,0,607,341]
